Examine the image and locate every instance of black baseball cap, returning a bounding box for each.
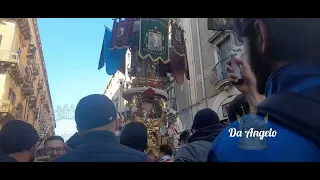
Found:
[75,94,117,131]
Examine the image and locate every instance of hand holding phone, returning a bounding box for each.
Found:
[226,57,252,91]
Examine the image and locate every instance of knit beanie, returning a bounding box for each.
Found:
[0,120,39,154]
[120,122,148,152]
[191,108,220,130]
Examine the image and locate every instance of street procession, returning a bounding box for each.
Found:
[0,18,319,162]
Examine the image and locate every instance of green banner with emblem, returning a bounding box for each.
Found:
[138,18,170,64]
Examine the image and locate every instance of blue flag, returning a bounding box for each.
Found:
[98,27,127,75]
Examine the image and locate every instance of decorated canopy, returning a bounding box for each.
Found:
[98,18,190,85]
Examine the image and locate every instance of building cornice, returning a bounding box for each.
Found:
[30,18,54,116]
[104,74,116,94]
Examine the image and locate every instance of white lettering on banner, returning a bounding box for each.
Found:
[228,128,277,140]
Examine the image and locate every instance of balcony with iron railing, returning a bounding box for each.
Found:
[210,57,229,89]
[7,51,27,86]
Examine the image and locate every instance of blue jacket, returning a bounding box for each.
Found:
[54,130,148,162]
[209,60,320,162]
[0,150,17,162]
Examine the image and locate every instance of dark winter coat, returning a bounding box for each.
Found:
[174,124,224,162]
[0,149,17,162]
[54,130,148,162]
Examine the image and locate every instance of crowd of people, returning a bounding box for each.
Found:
[0,18,319,162]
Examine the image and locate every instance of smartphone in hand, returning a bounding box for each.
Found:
[229,46,245,84]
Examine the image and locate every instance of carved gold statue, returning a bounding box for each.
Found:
[122,81,168,158]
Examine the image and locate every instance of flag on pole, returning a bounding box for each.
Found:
[98,27,127,75]
[109,18,135,50]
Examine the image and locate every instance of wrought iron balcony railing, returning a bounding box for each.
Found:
[210,57,229,89]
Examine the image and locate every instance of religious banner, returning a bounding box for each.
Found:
[170,21,189,84]
[170,22,187,57]
[109,18,135,50]
[131,18,141,48]
[138,18,170,64]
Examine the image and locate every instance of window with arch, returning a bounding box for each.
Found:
[16,103,23,120]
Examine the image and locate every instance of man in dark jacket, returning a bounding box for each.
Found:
[0,149,17,162]
[65,132,81,150]
[178,130,191,146]
[174,108,224,162]
[54,94,148,162]
[0,120,40,162]
[209,18,320,162]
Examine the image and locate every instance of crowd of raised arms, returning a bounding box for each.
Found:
[0,18,320,162]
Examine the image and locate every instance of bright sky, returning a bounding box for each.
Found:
[38,18,113,140]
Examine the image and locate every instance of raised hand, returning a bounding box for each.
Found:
[226,58,266,107]
[226,58,257,95]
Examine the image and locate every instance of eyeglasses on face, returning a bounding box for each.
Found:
[45,147,65,154]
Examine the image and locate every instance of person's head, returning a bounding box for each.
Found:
[233,18,320,94]
[66,132,81,150]
[44,135,66,159]
[179,130,191,146]
[75,94,118,134]
[159,144,172,159]
[191,108,220,132]
[227,94,250,123]
[120,122,148,152]
[0,120,39,162]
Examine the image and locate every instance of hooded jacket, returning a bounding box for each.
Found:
[209,59,320,162]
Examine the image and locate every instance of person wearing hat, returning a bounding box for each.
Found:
[54,94,148,162]
[120,122,148,153]
[178,130,191,147]
[174,108,225,162]
[0,120,40,162]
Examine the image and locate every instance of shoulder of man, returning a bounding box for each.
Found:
[0,152,17,162]
[117,143,148,162]
[212,113,320,162]
[208,120,243,162]
[174,143,199,162]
